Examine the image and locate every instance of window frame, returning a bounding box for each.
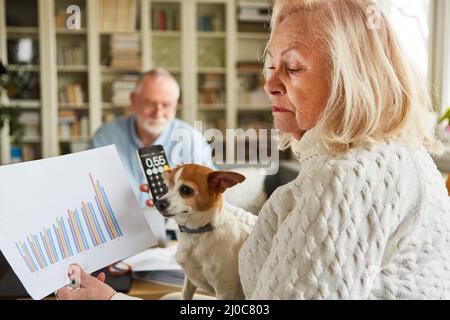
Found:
[377,0,450,115]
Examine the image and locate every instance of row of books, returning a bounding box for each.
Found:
[110,34,141,69]
[98,0,137,31]
[59,84,86,105]
[19,112,40,138]
[237,61,263,73]
[58,111,89,139]
[199,74,225,105]
[238,73,270,105]
[12,145,40,162]
[102,109,133,123]
[151,8,180,31]
[57,45,86,66]
[201,117,227,134]
[111,74,138,105]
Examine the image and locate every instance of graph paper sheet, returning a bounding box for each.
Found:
[0,145,157,299]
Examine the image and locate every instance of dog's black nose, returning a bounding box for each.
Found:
[155,199,169,212]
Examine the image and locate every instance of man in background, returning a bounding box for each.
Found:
[90,68,214,207]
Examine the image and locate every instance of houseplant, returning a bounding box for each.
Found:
[439,107,450,133]
[0,60,24,145]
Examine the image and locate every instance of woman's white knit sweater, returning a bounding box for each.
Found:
[113,130,450,300]
[232,130,450,299]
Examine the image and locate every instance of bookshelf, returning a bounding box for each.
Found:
[1,0,42,162]
[0,0,273,165]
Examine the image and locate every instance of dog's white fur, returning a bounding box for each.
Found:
[159,166,252,300]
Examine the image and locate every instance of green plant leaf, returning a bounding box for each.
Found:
[439,107,450,124]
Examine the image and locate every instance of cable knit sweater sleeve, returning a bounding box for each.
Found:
[239,144,422,299]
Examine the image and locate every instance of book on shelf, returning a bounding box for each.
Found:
[59,84,85,104]
[237,61,263,73]
[57,45,86,66]
[202,118,226,134]
[111,74,138,106]
[58,111,89,139]
[70,142,90,153]
[238,1,269,22]
[19,112,40,138]
[238,73,270,105]
[109,34,141,69]
[99,0,137,31]
[55,10,66,28]
[152,8,180,31]
[199,74,225,105]
[22,145,37,162]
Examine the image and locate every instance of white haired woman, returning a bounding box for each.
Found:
[57,0,450,300]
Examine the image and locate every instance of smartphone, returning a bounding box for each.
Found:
[137,145,170,201]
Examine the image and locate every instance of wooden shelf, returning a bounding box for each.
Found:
[57,65,88,72]
[152,31,181,37]
[238,104,271,111]
[59,102,89,109]
[237,32,268,40]
[101,66,142,73]
[7,65,40,72]
[197,31,226,38]
[102,102,131,109]
[22,137,41,143]
[6,27,38,34]
[59,137,90,143]
[99,30,141,35]
[6,99,41,109]
[198,67,226,74]
[199,104,226,111]
[55,28,87,35]
[237,69,264,74]
[164,67,181,73]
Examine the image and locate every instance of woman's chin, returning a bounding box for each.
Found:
[273,115,298,135]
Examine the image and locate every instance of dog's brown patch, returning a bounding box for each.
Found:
[165,164,245,212]
[177,164,218,212]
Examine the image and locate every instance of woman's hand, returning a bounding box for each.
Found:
[139,184,154,208]
[55,264,117,300]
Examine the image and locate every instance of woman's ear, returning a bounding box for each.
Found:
[207,171,245,193]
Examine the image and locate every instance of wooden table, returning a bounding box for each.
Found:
[127,279,182,300]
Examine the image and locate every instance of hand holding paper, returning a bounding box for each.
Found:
[0,146,156,299]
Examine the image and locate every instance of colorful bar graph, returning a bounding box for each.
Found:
[15,174,123,273]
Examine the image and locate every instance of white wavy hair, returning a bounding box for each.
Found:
[266,0,442,156]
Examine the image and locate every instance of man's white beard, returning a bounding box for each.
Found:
[137,116,170,136]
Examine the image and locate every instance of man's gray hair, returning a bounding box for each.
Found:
[134,68,180,100]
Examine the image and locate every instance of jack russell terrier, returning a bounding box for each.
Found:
[154,164,252,300]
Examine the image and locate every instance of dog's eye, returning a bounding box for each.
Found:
[179,185,194,197]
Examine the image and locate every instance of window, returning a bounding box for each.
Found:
[379,0,431,80]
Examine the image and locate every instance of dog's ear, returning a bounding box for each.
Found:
[207,171,245,193]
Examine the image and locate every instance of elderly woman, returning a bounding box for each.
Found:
[57,0,450,300]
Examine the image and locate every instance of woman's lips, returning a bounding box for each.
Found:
[272,106,292,113]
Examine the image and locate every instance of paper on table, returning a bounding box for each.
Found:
[0,145,156,299]
[121,245,181,271]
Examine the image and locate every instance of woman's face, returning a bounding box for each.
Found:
[265,12,331,140]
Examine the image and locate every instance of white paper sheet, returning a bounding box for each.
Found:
[121,244,181,271]
[0,145,156,299]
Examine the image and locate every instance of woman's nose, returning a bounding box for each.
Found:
[264,72,285,96]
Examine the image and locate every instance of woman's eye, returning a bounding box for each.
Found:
[179,185,194,197]
[287,68,302,74]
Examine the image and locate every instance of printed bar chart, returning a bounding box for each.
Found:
[15,174,123,273]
